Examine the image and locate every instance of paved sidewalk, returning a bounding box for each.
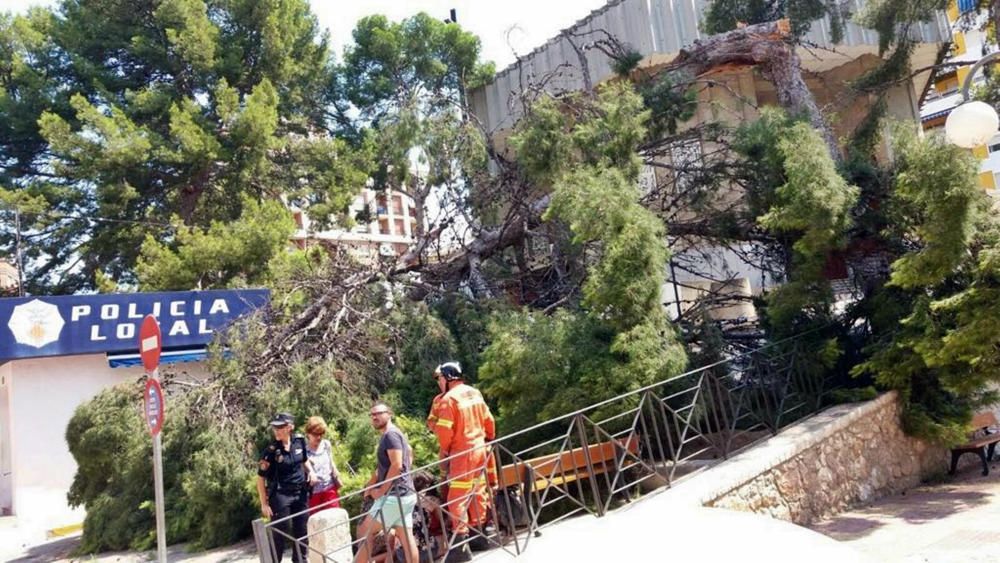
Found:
[811,463,1000,562]
[5,535,257,563]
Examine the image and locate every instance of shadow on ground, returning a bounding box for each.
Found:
[8,536,256,563]
[811,516,885,540]
[9,536,78,562]
[812,462,1000,544]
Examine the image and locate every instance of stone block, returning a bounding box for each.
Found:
[307,507,353,563]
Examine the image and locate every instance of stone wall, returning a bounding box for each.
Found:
[705,392,951,524]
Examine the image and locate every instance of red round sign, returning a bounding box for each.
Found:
[144,378,165,436]
[139,315,162,373]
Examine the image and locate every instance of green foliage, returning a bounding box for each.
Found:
[510,82,651,184]
[733,109,859,333]
[507,95,572,185]
[854,127,996,445]
[759,120,859,329]
[884,125,981,289]
[479,311,616,432]
[547,167,667,331]
[388,302,459,418]
[66,383,152,552]
[481,83,686,430]
[338,12,493,188]
[1,0,368,292]
[610,48,644,77]
[639,73,697,140]
[702,0,850,41]
[136,197,296,290]
[855,0,947,55]
[827,385,879,404]
[67,348,373,552]
[852,0,946,103]
[341,13,492,119]
[431,296,507,384]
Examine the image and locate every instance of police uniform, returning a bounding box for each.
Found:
[259,419,310,563]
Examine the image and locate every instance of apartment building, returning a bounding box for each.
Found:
[290,188,421,262]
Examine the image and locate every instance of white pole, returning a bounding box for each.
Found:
[152,368,167,563]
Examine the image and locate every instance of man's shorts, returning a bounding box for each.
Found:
[368,492,417,529]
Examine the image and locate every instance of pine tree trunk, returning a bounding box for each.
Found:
[664,19,841,162]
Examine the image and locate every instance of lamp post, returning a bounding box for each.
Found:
[945,52,1000,148]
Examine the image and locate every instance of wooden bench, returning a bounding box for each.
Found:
[949,411,1000,476]
[497,435,640,517]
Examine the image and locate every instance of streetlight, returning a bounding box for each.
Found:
[945,52,1000,148]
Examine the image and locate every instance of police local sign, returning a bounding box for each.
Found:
[0,289,269,361]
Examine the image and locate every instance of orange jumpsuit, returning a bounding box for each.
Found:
[427,393,445,432]
[431,382,496,535]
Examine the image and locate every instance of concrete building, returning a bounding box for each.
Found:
[290,188,421,262]
[468,0,949,321]
[921,0,1000,195]
[0,259,18,294]
[0,289,267,544]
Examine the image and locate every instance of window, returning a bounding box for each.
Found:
[989,142,1000,154]
[669,139,703,192]
[638,163,657,196]
[935,75,959,96]
[959,0,976,13]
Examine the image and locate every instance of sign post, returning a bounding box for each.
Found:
[139,315,166,563]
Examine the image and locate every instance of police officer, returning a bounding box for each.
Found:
[257,412,315,563]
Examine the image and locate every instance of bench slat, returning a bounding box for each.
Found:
[499,435,639,489]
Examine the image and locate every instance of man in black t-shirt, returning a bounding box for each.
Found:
[354,401,419,563]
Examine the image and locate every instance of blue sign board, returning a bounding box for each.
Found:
[0,289,269,361]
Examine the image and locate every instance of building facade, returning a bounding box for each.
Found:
[290,188,420,262]
[921,0,1000,195]
[0,290,267,547]
[0,259,17,295]
[468,0,949,321]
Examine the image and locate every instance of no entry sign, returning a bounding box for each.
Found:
[139,315,162,372]
[144,378,165,436]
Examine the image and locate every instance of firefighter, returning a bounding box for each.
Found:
[429,362,496,562]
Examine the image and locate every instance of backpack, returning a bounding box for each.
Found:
[493,486,530,532]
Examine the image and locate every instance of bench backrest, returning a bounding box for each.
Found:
[971,411,999,431]
[498,435,639,487]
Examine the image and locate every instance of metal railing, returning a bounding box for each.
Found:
[254,332,835,562]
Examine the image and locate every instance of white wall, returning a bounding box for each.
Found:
[6,354,211,529]
[0,361,12,516]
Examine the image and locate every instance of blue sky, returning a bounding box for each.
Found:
[4,0,609,70]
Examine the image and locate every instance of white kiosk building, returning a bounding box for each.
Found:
[0,289,268,549]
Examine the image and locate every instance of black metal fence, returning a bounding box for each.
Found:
[254,333,834,562]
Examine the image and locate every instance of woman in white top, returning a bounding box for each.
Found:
[304,416,342,510]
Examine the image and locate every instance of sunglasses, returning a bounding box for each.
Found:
[369,410,390,417]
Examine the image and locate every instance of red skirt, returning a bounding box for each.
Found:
[308,487,341,511]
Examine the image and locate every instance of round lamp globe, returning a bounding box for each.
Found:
[945,101,1000,148]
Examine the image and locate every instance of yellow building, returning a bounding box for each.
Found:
[922,0,1000,192]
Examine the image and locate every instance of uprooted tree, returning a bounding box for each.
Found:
[4,0,1000,551]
